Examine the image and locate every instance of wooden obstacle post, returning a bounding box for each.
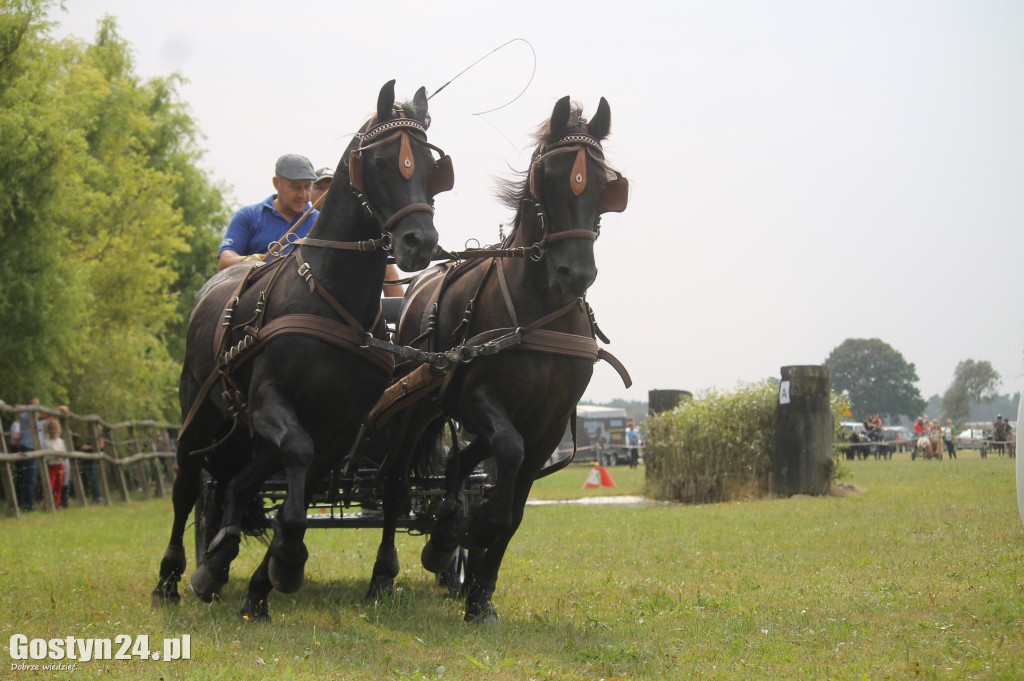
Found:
[648,389,692,415]
[772,365,834,496]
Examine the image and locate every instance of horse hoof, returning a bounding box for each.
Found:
[421,540,457,574]
[239,599,270,623]
[268,556,305,594]
[464,602,499,625]
[150,581,181,608]
[364,575,394,601]
[189,565,226,603]
[457,516,494,551]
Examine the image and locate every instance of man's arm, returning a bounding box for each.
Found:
[218,205,257,270]
[218,249,246,270]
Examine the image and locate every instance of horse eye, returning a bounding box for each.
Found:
[373,157,389,172]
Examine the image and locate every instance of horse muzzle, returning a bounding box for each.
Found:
[550,260,597,296]
[387,206,438,272]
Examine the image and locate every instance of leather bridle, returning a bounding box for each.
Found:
[525,130,628,255]
[293,113,454,255]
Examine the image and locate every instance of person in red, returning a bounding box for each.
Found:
[913,417,926,436]
[44,416,67,507]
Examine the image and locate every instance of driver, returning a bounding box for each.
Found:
[217,154,320,270]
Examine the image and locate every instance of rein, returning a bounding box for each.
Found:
[179,111,452,447]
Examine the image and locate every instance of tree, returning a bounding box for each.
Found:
[0,0,88,404]
[940,359,1000,425]
[824,338,926,422]
[0,2,228,419]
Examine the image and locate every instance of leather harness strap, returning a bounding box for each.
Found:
[179,252,394,443]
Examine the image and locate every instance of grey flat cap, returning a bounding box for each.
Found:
[275,154,316,181]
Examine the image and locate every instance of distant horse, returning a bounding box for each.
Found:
[366,96,629,623]
[914,435,942,460]
[151,81,452,621]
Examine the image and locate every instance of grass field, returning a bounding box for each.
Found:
[1,452,1021,680]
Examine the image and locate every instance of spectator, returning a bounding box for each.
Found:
[44,417,68,507]
[943,419,956,459]
[993,415,1008,442]
[311,166,333,208]
[309,164,405,297]
[75,428,104,503]
[10,398,44,512]
[217,154,320,270]
[626,421,642,469]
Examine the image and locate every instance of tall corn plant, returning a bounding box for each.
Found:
[645,381,850,504]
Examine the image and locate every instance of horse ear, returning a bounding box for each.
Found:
[410,86,429,124]
[589,97,611,141]
[377,79,397,121]
[549,96,571,138]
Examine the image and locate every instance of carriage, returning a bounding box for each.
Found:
[152,81,630,624]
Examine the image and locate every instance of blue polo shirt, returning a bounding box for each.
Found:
[218,195,319,258]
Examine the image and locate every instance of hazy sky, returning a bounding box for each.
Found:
[51,1,1023,406]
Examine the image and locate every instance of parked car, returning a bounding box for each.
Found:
[883,426,913,452]
[840,421,865,435]
[956,428,987,449]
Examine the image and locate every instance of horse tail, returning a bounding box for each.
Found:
[412,417,451,477]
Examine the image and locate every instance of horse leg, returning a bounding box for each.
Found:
[188,439,279,602]
[367,409,432,600]
[151,447,202,606]
[457,398,524,551]
[421,439,490,574]
[238,438,344,622]
[463,470,533,624]
[239,553,273,623]
[365,500,401,600]
[245,389,315,595]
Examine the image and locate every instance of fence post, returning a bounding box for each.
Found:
[1,418,20,518]
[144,424,167,497]
[772,365,834,496]
[162,426,177,486]
[28,411,57,513]
[127,424,153,500]
[106,427,131,502]
[88,422,113,506]
[62,413,87,508]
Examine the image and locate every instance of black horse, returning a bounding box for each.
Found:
[151,80,452,621]
[365,96,628,623]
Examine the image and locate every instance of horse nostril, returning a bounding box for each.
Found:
[402,232,422,253]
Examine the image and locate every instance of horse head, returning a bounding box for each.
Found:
[525,95,628,297]
[343,80,452,271]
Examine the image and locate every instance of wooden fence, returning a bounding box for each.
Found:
[0,400,178,518]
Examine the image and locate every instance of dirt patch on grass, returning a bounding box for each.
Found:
[830,482,867,496]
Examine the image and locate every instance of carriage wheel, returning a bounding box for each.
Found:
[435,546,467,597]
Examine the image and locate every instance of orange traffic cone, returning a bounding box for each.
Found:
[599,465,616,488]
[582,463,602,489]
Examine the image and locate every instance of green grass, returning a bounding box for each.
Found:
[1,453,1022,680]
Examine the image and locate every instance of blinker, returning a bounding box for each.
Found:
[599,176,629,213]
[347,130,454,197]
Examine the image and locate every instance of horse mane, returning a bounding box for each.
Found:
[493,102,587,229]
